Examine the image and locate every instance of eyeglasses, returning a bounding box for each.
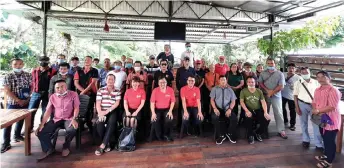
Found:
[161,64,167,66]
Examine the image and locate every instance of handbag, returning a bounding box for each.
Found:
[117,116,136,152]
[299,80,322,126]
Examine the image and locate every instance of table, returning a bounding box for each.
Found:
[0,109,35,156]
[337,101,344,153]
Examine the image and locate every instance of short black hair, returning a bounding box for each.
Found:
[159,59,168,64]
[188,75,195,79]
[132,76,141,83]
[93,58,99,62]
[246,76,256,81]
[59,62,70,69]
[134,61,142,66]
[287,63,296,67]
[11,58,23,63]
[39,56,50,62]
[158,75,167,81]
[185,42,191,46]
[316,70,331,79]
[70,56,79,61]
[54,79,66,85]
[266,57,275,63]
[85,56,93,59]
[106,73,116,80]
[57,54,66,59]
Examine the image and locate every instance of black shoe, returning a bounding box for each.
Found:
[14,136,25,142]
[284,122,289,127]
[216,136,227,145]
[1,144,11,153]
[248,136,255,144]
[255,134,263,142]
[302,142,310,148]
[225,133,237,144]
[315,146,324,152]
[164,136,174,142]
[289,125,296,131]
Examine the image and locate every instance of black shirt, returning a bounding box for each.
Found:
[156,52,174,69]
[75,67,99,94]
[176,67,196,90]
[38,70,50,94]
[195,69,206,88]
[153,70,174,88]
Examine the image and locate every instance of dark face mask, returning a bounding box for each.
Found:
[40,62,49,67]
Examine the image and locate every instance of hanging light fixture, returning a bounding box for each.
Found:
[104,15,109,32]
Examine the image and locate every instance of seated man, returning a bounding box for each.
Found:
[150,76,175,142]
[36,80,80,160]
[240,77,271,144]
[210,75,237,145]
[95,74,121,156]
[180,75,204,137]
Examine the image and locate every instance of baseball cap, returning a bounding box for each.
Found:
[149,55,155,59]
[219,56,225,60]
[195,60,202,64]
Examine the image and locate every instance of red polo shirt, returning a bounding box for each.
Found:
[150,87,175,109]
[124,88,146,109]
[215,63,229,76]
[180,86,200,107]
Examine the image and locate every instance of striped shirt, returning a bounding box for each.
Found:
[313,85,342,131]
[96,86,121,111]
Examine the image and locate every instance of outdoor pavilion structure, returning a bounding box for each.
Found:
[13,0,344,57]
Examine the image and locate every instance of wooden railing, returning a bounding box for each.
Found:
[287,54,344,100]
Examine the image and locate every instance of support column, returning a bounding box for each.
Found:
[99,40,102,60]
[42,1,51,56]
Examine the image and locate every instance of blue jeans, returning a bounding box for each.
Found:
[28,92,48,130]
[298,100,323,147]
[320,128,338,163]
[2,104,28,145]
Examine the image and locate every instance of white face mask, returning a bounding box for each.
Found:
[301,74,311,80]
[134,67,141,72]
[56,91,68,97]
[59,72,68,76]
[248,85,255,89]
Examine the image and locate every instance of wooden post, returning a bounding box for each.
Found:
[24,113,32,156]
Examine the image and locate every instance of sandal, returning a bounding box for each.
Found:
[317,160,332,168]
[278,132,288,139]
[95,147,105,156]
[315,155,327,161]
[104,145,112,153]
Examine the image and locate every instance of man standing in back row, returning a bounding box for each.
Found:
[180,42,195,67]
[258,58,287,139]
[215,56,229,76]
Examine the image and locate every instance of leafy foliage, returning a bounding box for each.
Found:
[257,16,341,58]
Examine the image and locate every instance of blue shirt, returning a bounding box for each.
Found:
[176,67,196,90]
[68,66,82,76]
[258,70,285,98]
[99,67,114,87]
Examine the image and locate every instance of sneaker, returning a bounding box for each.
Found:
[1,144,11,153]
[14,136,25,142]
[302,141,310,148]
[248,136,254,144]
[226,133,237,144]
[289,125,296,131]
[216,136,227,145]
[164,136,174,142]
[255,134,263,142]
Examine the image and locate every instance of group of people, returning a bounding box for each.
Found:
[1,42,342,168]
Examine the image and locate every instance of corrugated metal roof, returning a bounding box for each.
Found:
[11,0,344,44]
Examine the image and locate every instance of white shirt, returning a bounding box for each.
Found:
[293,78,319,104]
[281,72,301,100]
[108,71,127,90]
[181,51,195,67]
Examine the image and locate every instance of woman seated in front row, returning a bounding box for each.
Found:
[149,76,175,142]
[95,74,121,156]
[123,76,146,135]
